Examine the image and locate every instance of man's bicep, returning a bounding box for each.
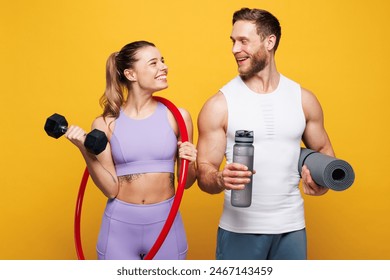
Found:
[197,94,227,169]
[301,88,334,156]
[197,126,226,169]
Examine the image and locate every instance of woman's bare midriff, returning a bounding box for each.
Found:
[116,172,175,204]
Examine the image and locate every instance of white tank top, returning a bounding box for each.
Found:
[219,74,306,234]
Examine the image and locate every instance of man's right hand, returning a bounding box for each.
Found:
[220,163,254,190]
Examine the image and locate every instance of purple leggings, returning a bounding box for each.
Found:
[96,196,188,260]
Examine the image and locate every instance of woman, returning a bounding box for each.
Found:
[65,41,197,260]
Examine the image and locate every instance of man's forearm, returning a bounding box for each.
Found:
[197,163,225,194]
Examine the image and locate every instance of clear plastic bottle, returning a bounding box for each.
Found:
[231,130,254,207]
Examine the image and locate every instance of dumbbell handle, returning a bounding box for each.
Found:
[58,125,67,134]
[59,125,86,136]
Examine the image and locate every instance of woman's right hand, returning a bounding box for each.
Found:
[65,125,87,151]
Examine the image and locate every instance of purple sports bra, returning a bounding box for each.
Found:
[110,102,177,176]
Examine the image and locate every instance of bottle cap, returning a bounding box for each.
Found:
[235,130,254,143]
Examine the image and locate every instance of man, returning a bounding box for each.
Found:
[196,8,334,260]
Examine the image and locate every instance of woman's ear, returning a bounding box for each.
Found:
[124,69,136,81]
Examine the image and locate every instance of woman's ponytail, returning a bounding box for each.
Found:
[100,52,125,120]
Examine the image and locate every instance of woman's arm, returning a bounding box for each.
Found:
[65,116,119,198]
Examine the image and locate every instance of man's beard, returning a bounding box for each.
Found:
[239,52,268,80]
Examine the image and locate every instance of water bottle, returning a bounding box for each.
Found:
[231,130,254,207]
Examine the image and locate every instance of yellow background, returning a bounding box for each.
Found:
[1,0,389,260]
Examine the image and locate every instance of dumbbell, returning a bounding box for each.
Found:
[44,113,108,155]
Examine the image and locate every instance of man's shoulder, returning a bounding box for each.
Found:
[198,91,228,131]
[203,91,226,109]
[199,91,227,120]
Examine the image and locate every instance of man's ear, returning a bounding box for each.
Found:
[124,69,136,81]
[266,34,276,51]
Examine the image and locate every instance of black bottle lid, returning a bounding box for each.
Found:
[235,130,254,143]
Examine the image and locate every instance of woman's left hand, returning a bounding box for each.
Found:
[177,141,197,163]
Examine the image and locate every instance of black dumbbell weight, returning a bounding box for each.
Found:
[44,113,108,155]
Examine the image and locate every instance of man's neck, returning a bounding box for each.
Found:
[241,62,280,94]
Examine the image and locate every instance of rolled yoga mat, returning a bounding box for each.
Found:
[298,148,355,191]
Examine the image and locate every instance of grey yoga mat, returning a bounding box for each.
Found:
[298,148,355,191]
